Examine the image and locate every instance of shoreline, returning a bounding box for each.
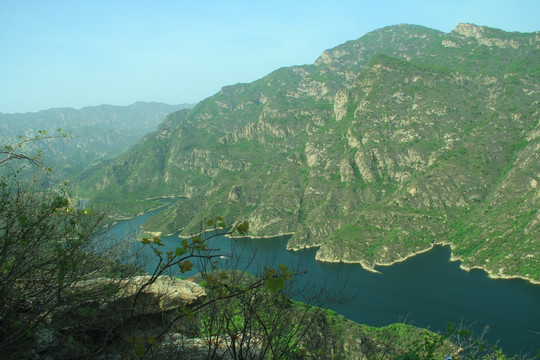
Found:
[287,243,323,251]
[226,232,295,240]
[449,254,540,285]
[311,241,540,285]
[109,197,182,226]
[144,195,187,201]
[110,203,169,222]
[113,212,540,285]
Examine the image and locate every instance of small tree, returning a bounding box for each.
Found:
[131,219,316,359]
[0,134,144,358]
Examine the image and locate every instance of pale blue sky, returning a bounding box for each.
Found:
[1,0,538,113]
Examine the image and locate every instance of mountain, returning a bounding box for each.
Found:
[77,24,539,283]
[0,102,194,181]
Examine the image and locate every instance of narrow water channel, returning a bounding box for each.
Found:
[103,206,540,356]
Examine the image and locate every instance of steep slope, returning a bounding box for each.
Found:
[0,102,193,181]
[77,24,539,282]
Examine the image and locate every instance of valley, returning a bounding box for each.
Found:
[3,22,538,358]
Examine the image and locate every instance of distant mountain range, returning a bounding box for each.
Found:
[0,102,194,181]
[76,24,539,283]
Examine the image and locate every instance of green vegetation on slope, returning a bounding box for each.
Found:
[0,102,193,183]
[77,23,539,282]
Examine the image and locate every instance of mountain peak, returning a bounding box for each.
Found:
[450,23,528,49]
[453,22,486,36]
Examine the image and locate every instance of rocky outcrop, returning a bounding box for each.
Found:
[354,150,376,183]
[305,142,320,168]
[229,185,243,202]
[42,276,206,358]
[67,275,206,323]
[452,23,521,49]
[340,158,356,182]
[334,89,350,121]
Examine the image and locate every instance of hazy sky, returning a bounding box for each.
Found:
[1,0,538,114]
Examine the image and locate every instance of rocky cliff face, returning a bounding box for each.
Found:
[78,24,539,282]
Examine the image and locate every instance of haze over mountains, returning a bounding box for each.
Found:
[73,23,539,284]
[0,102,194,180]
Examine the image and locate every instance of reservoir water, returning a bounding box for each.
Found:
[104,206,540,356]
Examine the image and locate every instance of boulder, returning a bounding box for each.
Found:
[52,275,206,342]
[72,275,205,316]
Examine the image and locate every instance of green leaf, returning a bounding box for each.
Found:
[179,260,193,273]
[278,264,292,280]
[133,336,146,358]
[175,247,186,256]
[265,276,284,293]
[147,336,158,349]
[206,275,218,286]
[237,221,249,235]
[192,236,202,244]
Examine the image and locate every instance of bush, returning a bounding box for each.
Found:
[0,136,145,358]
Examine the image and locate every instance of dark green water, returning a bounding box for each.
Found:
[105,207,540,356]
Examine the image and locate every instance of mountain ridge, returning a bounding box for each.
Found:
[0,102,194,181]
[77,24,539,283]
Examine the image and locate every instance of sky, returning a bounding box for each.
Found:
[1,0,538,114]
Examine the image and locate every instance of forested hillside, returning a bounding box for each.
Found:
[77,24,539,283]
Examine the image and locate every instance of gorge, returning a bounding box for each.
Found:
[3,22,538,358]
[3,13,539,358]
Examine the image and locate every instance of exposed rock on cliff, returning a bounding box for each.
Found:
[56,276,206,331]
[334,89,350,121]
[78,23,539,282]
[35,276,206,359]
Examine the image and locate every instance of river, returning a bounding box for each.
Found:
[103,205,540,356]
